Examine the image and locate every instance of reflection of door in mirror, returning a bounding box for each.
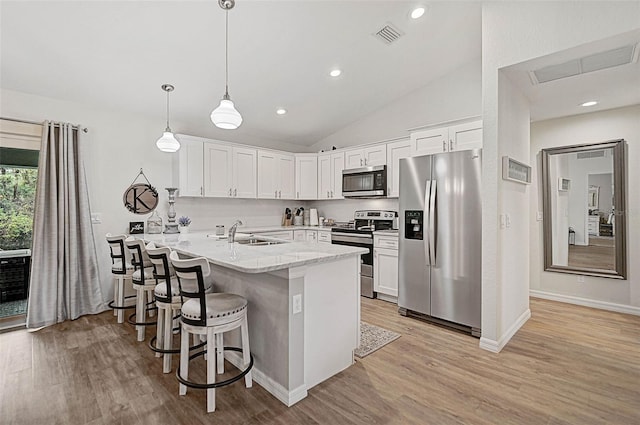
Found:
[542,140,625,278]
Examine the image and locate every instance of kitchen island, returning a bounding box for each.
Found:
[136,231,366,406]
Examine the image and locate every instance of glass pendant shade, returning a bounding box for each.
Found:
[211,98,243,130]
[156,131,180,152]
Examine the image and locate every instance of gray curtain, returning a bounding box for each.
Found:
[27,122,104,328]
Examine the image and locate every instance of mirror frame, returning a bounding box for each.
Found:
[542,139,627,279]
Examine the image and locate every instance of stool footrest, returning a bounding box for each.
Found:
[176,347,253,390]
[107,294,137,310]
[148,336,206,354]
[127,312,158,327]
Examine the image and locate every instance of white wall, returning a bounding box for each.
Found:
[481,1,640,352]
[530,105,640,311]
[308,59,481,152]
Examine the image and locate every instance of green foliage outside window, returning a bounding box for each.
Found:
[0,167,38,250]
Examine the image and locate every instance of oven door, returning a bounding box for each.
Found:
[331,232,374,297]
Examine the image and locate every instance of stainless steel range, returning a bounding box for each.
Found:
[331,210,397,298]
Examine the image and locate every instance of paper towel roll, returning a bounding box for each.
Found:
[310,208,319,226]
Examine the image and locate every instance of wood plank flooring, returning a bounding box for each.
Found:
[1,297,639,424]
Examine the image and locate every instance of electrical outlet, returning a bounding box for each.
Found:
[293,294,302,314]
[91,213,102,224]
[577,275,585,283]
[536,212,543,221]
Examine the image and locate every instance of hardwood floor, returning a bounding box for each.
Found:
[1,297,639,424]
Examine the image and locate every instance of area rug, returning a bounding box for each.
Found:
[355,322,401,358]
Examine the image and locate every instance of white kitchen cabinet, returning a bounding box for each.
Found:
[306,230,318,242]
[175,136,204,197]
[293,230,306,241]
[257,150,295,199]
[411,120,482,156]
[203,144,257,198]
[374,234,399,300]
[344,145,387,169]
[295,154,318,200]
[318,152,344,199]
[317,229,331,243]
[386,138,412,198]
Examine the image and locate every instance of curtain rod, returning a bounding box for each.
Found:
[0,116,89,133]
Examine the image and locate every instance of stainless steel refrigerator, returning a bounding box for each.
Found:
[398,149,482,336]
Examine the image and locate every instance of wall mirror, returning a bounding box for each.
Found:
[542,139,627,279]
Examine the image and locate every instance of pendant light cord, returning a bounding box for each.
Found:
[166,89,171,132]
[225,9,229,97]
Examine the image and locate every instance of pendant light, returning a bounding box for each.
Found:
[211,0,242,129]
[156,84,181,152]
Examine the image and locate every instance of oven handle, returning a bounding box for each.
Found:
[331,234,374,245]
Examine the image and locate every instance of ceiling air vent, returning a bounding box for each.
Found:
[373,23,404,45]
[529,43,639,84]
[577,150,606,160]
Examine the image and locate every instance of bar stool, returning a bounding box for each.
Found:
[145,242,183,373]
[169,251,253,413]
[124,237,157,342]
[106,234,135,323]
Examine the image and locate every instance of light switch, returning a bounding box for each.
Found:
[536,212,543,221]
[91,213,102,224]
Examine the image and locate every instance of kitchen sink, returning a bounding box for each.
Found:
[235,237,288,246]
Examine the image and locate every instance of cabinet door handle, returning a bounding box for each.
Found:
[364,158,368,165]
[201,187,203,196]
[360,159,363,166]
[442,141,446,152]
[331,190,334,198]
[275,190,277,198]
[234,188,237,197]
[279,190,282,198]
[449,139,453,151]
[327,191,330,198]
[229,188,232,196]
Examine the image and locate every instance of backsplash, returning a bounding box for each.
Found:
[309,198,399,223]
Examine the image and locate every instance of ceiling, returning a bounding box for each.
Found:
[502,29,640,122]
[0,1,482,147]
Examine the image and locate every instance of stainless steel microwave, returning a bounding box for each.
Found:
[342,165,387,198]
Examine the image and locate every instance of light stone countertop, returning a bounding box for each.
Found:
[137,231,367,274]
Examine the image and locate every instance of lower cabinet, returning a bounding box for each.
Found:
[373,235,398,300]
[317,230,331,243]
[259,231,294,241]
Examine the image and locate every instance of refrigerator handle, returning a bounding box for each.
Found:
[429,180,437,265]
[424,180,432,266]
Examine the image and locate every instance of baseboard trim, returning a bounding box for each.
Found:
[225,351,308,407]
[530,290,640,316]
[479,308,531,353]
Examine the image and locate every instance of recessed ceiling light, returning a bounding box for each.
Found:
[329,69,342,77]
[581,101,598,107]
[276,108,287,115]
[411,7,425,19]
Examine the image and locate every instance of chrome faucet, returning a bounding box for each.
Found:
[229,220,243,244]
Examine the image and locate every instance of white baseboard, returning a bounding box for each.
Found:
[225,351,308,407]
[479,308,531,353]
[375,293,397,304]
[530,290,640,316]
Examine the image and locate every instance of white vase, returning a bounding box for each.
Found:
[179,226,189,234]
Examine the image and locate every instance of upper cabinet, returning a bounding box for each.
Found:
[386,138,412,198]
[175,136,204,197]
[202,142,257,199]
[257,150,295,199]
[295,154,318,200]
[318,151,344,199]
[411,120,482,156]
[344,145,387,169]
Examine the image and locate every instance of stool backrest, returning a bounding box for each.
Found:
[124,237,152,280]
[169,251,211,326]
[146,242,176,301]
[106,233,127,275]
